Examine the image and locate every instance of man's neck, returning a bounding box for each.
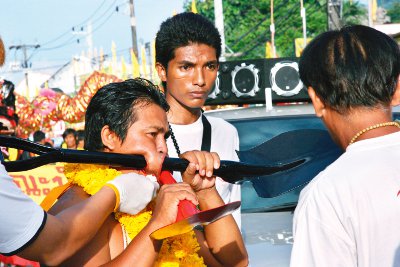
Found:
[167,104,202,125]
[334,107,396,149]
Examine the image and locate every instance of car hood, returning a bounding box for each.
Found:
[242,211,293,267]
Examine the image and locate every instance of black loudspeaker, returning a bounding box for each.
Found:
[205,58,310,105]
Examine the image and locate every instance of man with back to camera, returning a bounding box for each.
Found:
[291,25,400,267]
[155,12,242,228]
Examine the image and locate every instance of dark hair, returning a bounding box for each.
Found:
[76,129,85,142]
[155,12,222,69]
[299,25,400,113]
[84,78,169,151]
[33,130,45,143]
[62,128,76,139]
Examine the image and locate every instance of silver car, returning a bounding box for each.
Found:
[206,104,400,266]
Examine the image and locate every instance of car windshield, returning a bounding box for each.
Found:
[229,115,326,151]
[228,112,400,213]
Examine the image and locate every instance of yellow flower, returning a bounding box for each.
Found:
[65,163,206,267]
[175,250,186,259]
[159,263,179,267]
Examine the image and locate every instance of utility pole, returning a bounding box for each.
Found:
[327,0,342,30]
[214,0,226,61]
[300,0,307,48]
[9,44,40,99]
[72,23,93,72]
[270,0,277,58]
[129,0,138,58]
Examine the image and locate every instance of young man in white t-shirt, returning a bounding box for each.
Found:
[291,25,400,267]
[155,12,242,228]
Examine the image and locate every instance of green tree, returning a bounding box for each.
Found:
[387,2,400,23]
[184,0,366,59]
[342,1,367,26]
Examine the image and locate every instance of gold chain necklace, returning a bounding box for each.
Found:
[349,121,400,145]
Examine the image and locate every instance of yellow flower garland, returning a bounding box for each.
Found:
[64,163,205,267]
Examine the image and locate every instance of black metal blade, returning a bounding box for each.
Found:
[237,129,343,197]
[0,135,303,182]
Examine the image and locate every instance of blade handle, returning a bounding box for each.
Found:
[158,170,199,221]
[177,200,198,222]
[158,170,177,185]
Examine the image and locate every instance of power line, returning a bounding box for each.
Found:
[32,1,122,58]
[240,3,323,58]
[75,0,108,27]
[38,37,77,51]
[228,0,292,50]
[39,0,118,47]
[39,29,72,47]
[236,5,299,54]
[90,6,118,36]
[75,0,118,31]
[8,44,41,90]
[2,46,132,76]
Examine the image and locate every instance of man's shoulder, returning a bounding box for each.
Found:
[296,154,353,212]
[206,116,237,132]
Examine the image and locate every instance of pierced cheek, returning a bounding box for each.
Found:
[158,141,168,155]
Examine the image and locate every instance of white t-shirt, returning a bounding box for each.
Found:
[0,163,46,255]
[291,131,400,267]
[167,115,242,228]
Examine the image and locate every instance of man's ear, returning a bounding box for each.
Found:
[155,63,167,82]
[390,75,400,107]
[308,87,325,117]
[100,126,118,151]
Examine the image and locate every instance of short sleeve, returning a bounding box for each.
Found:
[0,164,46,255]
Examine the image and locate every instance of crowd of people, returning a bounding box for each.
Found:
[15,128,84,160]
[0,10,400,267]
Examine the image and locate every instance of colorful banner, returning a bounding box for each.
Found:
[265,41,273,58]
[191,0,198,13]
[141,45,147,78]
[131,48,140,78]
[10,163,67,204]
[294,38,312,57]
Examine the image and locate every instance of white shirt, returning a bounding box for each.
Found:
[291,131,400,267]
[0,163,46,255]
[167,115,242,228]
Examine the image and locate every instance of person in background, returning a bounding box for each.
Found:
[62,128,77,149]
[18,130,45,160]
[0,41,17,161]
[33,130,46,145]
[76,129,85,150]
[0,35,161,266]
[155,12,242,228]
[18,130,53,160]
[290,25,400,267]
[32,130,53,154]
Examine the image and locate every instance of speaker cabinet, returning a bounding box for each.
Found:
[206,57,310,105]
